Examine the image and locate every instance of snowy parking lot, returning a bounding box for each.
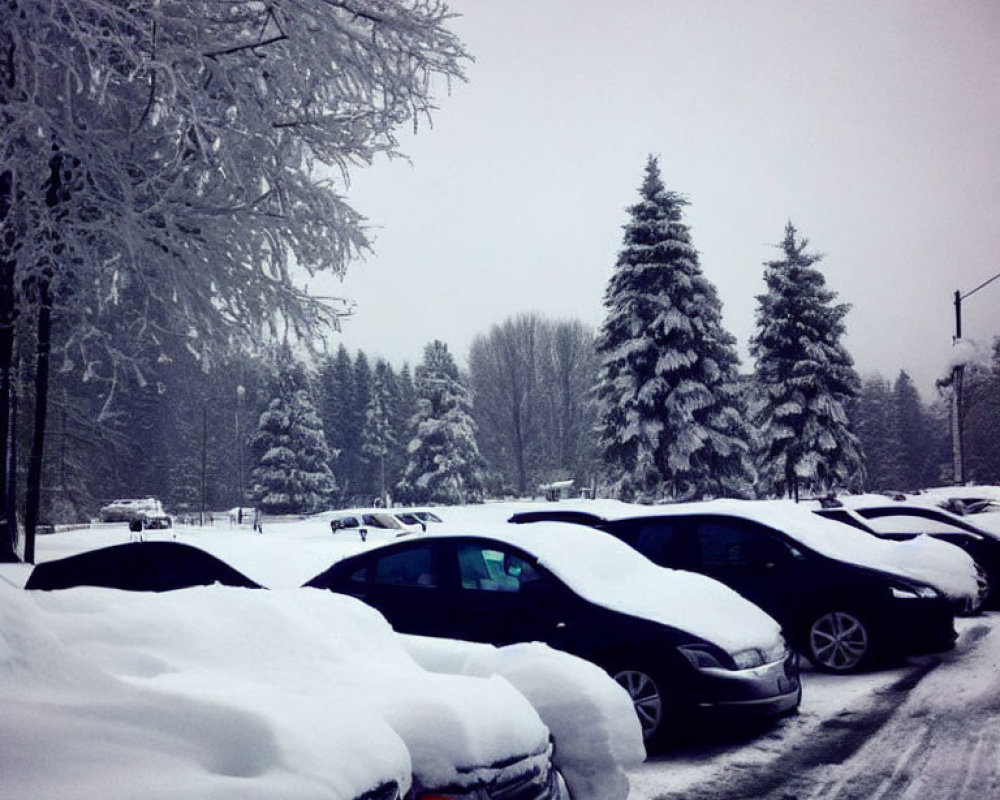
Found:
[4,513,1000,798]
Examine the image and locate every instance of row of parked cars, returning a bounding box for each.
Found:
[307,495,989,745]
[18,490,998,789]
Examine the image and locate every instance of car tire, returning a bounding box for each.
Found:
[610,664,674,747]
[804,609,875,673]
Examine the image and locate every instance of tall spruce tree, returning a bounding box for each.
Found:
[318,346,354,503]
[361,370,396,505]
[595,157,755,502]
[398,341,485,504]
[249,359,336,514]
[750,222,863,498]
[893,371,936,490]
[851,374,904,491]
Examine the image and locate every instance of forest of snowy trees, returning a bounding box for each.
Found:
[1,0,994,557]
[6,153,999,534]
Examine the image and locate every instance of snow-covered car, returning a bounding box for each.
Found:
[8,580,570,800]
[810,504,990,614]
[24,541,264,592]
[303,520,802,748]
[507,499,967,673]
[2,580,411,800]
[391,509,444,528]
[825,495,1000,611]
[98,496,168,524]
[327,509,421,539]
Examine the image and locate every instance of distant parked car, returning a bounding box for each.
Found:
[508,499,960,673]
[304,520,801,747]
[328,510,420,539]
[810,503,990,614]
[99,497,171,528]
[826,497,1000,611]
[381,509,445,532]
[25,542,263,592]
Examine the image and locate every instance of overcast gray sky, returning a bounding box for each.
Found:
[319,0,1000,399]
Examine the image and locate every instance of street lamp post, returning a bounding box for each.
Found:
[236,384,246,525]
[951,272,1000,485]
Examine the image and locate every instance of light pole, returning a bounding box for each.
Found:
[236,384,246,524]
[951,271,1000,484]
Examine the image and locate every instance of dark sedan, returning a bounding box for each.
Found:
[509,501,958,673]
[827,500,1000,610]
[304,522,801,748]
[25,541,263,591]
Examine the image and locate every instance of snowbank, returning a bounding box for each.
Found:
[0,581,412,800]
[403,635,645,800]
[3,579,576,799]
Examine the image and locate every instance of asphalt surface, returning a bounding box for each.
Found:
[636,622,1000,800]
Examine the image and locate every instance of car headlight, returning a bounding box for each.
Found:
[891,583,939,600]
[678,644,728,670]
[731,648,766,670]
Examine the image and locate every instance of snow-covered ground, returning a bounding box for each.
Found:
[4,505,1000,798]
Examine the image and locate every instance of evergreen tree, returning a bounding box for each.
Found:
[361,370,397,505]
[398,341,486,504]
[851,374,903,491]
[961,337,1000,483]
[249,359,336,514]
[750,222,863,498]
[893,371,936,489]
[318,346,354,502]
[351,352,375,499]
[595,156,755,502]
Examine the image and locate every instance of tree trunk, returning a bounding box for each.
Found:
[24,283,52,564]
[0,169,18,562]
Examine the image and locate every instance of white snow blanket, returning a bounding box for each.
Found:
[403,635,645,800]
[0,579,560,800]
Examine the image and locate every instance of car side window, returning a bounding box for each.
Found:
[372,546,437,588]
[457,544,538,593]
[635,521,694,566]
[334,516,359,530]
[696,520,784,567]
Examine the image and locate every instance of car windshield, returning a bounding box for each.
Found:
[365,513,405,530]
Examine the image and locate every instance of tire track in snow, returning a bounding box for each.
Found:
[643,624,995,800]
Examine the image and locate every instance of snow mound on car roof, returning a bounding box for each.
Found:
[6,581,559,799]
[430,518,784,655]
[0,581,411,800]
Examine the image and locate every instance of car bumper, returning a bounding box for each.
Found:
[875,599,956,656]
[689,652,801,719]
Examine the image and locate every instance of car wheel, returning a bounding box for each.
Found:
[612,666,672,745]
[806,610,873,672]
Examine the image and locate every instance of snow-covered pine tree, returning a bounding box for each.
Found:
[250,360,336,514]
[361,370,397,505]
[398,341,486,504]
[750,222,863,499]
[850,375,903,491]
[595,156,755,502]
